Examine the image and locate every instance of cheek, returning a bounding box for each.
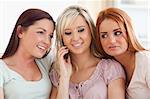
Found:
[62,36,71,45]
[100,39,107,48]
[119,37,128,47]
[122,39,128,50]
[84,33,91,41]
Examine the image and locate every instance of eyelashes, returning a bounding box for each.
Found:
[64,28,85,35]
[100,31,122,39]
[64,32,71,35]
[78,28,84,32]
[37,31,53,40]
[37,31,44,34]
[114,31,122,36]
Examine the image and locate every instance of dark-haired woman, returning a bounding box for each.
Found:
[0,8,55,99]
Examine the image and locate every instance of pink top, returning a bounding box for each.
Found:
[50,59,125,99]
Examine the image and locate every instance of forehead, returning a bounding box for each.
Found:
[31,19,54,29]
[65,15,88,29]
[100,19,119,28]
[99,18,127,36]
[34,19,53,26]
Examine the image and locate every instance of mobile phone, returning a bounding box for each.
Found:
[61,40,69,60]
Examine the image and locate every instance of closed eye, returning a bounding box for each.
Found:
[37,31,44,34]
[78,28,84,32]
[64,32,72,35]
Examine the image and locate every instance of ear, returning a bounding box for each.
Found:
[17,25,24,38]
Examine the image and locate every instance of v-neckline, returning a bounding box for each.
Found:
[1,59,43,82]
[126,52,137,89]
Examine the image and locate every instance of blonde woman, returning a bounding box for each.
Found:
[50,5,125,99]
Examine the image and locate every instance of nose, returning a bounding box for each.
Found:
[109,35,116,43]
[72,32,80,41]
[43,36,51,46]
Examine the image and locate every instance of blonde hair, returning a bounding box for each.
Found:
[54,5,101,73]
[96,7,145,58]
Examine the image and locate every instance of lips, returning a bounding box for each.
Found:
[37,45,47,51]
[109,46,117,48]
[108,45,120,50]
[72,42,82,48]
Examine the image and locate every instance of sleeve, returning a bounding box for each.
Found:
[0,68,4,88]
[103,59,126,85]
[49,68,59,87]
[39,47,56,71]
[144,51,150,88]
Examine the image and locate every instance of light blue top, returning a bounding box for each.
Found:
[0,53,55,99]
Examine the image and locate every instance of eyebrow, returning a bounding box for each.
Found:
[37,27,46,32]
[65,25,86,30]
[113,28,121,32]
[100,32,107,34]
[77,26,85,28]
[64,28,71,31]
[100,28,121,34]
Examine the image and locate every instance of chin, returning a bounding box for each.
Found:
[108,51,123,57]
[35,54,45,59]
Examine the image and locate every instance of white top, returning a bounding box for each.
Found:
[126,51,150,99]
[0,52,55,99]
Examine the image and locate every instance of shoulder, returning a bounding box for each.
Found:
[0,59,5,82]
[100,59,125,84]
[100,59,122,70]
[136,50,150,64]
[136,50,150,58]
[0,59,4,65]
[136,50,150,69]
[0,59,5,71]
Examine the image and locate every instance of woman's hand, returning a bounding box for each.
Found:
[53,46,72,99]
[58,46,72,79]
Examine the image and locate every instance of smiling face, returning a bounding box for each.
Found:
[99,18,128,57]
[18,18,54,58]
[62,15,92,55]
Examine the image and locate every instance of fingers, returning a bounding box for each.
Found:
[58,46,69,61]
[58,46,72,78]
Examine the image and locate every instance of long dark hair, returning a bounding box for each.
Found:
[1,8,55,59]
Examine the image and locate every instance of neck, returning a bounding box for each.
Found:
[114,51,136,83]
[71,51,97,71]
[4,47,35,66]
[114,51,135,69]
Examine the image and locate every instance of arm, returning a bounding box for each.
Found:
[50,47,72,99]
[104,59,126,99]
[0,88,4,99]
[50,77,70,99]
[50,86,57,99]
[108,78,125,99]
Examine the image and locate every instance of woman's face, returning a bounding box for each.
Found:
[62,15,92,55]
[18,19,54,58]
[99,18,128,57]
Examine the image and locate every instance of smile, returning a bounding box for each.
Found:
[37,45,47,51]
